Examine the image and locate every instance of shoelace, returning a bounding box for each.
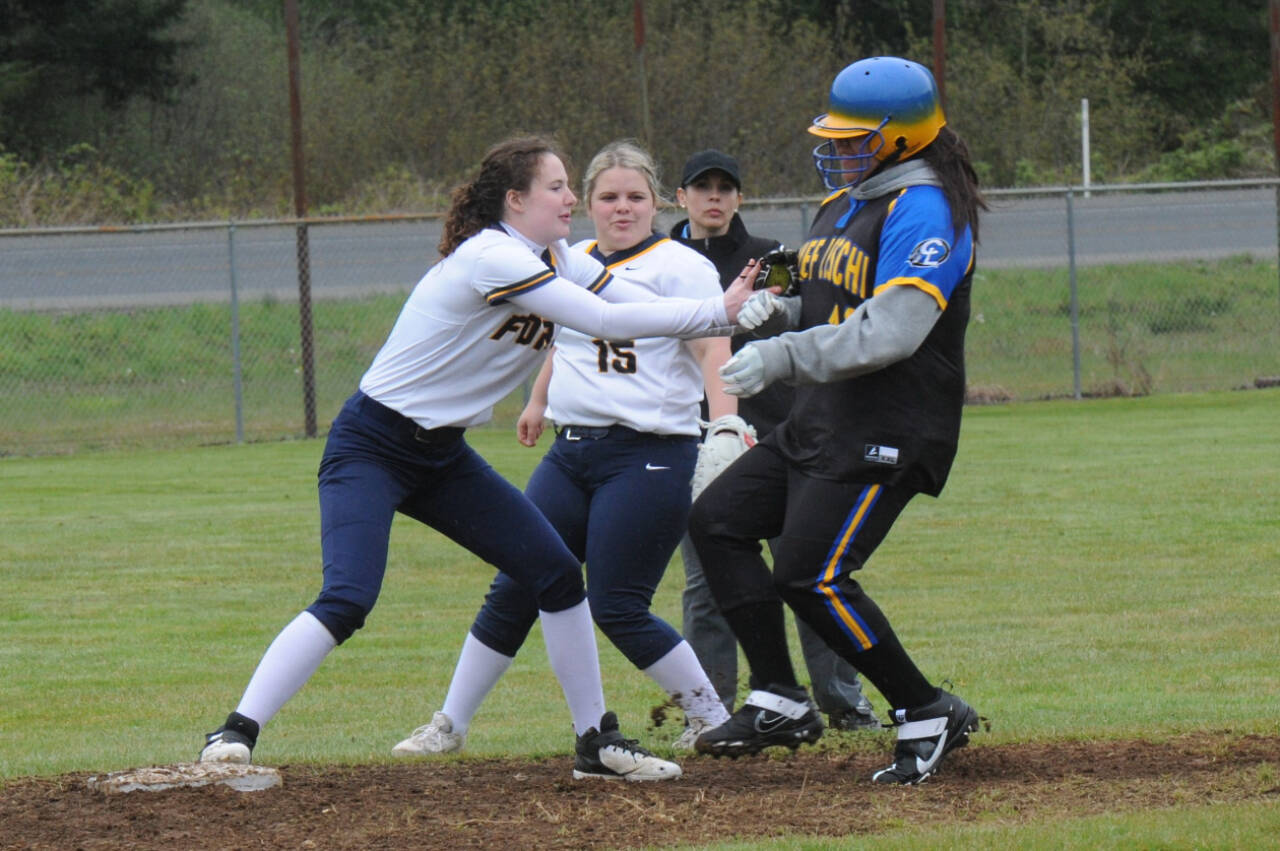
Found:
[613,735,652,756]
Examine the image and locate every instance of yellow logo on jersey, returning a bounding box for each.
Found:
[490,314,555,350]
[797,236,871,304]
[827,304,855,325]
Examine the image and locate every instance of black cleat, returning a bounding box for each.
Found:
[828,695,883,731]
[872,689,978,785]
[573,711,682,781]
[694,685,824,758]
[199,711,259,764]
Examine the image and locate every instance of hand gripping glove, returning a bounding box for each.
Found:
[738,290,784,332]
[690,414,757,500]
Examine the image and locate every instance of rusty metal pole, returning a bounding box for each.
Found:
[932,0,946,111]
[285,0,317,438]
[1271,0,1280,312]
[1272,0,1280,169]
[634,0,652,148]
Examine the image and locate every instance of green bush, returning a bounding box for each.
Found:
[0,143,158,227]
[1137,96,1273,182]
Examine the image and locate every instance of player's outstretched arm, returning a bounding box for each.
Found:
[512,277,729,340]
[594,258,772,329]
[727,284,943,395]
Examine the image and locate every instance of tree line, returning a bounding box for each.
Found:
[0,0,1271,226]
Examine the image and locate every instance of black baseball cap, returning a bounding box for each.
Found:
[679,150,742,189]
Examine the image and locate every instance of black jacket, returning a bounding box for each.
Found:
[669,212,778,289]
[669,213,793,437]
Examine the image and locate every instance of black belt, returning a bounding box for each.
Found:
[355,392,464,444]
[555,424,691,442]
[557,425,616,441]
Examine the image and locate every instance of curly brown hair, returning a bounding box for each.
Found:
[438,135,565,256]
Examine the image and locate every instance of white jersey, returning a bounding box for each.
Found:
[546,235,721,436]
[359,225,611,428]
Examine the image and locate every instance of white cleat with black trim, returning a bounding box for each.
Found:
[573,711,682,781]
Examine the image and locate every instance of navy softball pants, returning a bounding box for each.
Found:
[306,392,587,644]
[470,425,697,669]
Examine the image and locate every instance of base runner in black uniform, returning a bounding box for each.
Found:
[670,149,882,733]
[689,57,987,785]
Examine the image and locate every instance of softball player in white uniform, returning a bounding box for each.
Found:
[199,136,757,781]
[392,142,736,757]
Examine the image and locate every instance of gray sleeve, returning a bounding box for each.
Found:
[738,294,804,338]
[751,285,943,386]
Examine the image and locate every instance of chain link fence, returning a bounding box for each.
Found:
[3,181,1278,456]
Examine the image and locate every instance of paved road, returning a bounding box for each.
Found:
[2,188,1274,310]
[748,187,1276,269]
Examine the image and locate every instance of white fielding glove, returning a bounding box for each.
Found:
[691,414,758,500]
[719,345,767,397]
[738,290,783,332]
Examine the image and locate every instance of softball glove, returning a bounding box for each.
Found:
[690,414,757,500]
[755,248,798,295]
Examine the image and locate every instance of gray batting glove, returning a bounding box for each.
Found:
[720,345,767,397]
[738,290,783,332]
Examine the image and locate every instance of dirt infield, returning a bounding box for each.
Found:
[3,731,1277,850]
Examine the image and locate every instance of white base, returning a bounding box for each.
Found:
[87,762,282,794]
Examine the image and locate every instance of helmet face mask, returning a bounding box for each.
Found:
[810,121,888,192]
[809,57,945,192]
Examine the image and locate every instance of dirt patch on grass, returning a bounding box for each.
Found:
[3,731,1278,850]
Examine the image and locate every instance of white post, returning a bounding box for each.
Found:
[1081,97,1091,198]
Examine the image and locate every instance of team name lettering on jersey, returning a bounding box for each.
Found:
[490,313,555,350]
[797,236,871,301]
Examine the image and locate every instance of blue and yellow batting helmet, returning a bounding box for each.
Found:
[809,56,946,191]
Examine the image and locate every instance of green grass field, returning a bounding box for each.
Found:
[2,256,1277,455]
[2,389,1277,846]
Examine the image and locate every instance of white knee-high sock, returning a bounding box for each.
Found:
[539,600,606,736]
[642,640,731,725]
[440,632,515,735]
[235,611,338,727]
